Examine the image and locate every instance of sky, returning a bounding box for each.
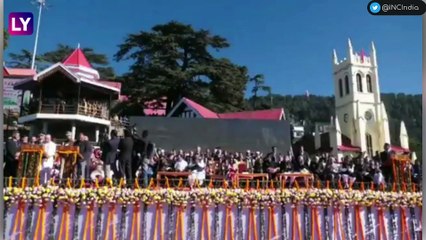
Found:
[5,0,422,96]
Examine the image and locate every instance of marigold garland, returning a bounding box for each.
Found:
[3,187,422,207]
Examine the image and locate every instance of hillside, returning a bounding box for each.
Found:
[249,93,422,160]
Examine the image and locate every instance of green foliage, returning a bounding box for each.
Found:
[249,74,271,109]
[251,93,422,159]
[115,21,249,114]
[8,49,43,68]
[4,30,8,50]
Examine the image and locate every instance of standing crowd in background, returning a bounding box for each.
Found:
[4,129,422,189]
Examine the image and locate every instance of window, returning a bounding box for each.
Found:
[344,76,350,94]
[356,74,363,92]
[338,79,343,97]
[367,75,373,93]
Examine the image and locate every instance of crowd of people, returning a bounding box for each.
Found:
[4,129,421,189]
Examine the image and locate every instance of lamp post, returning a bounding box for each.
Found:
[30,0,46,70]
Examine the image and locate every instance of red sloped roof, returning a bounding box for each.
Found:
[98,80,121,89]
[338,145,361,152]
[182,98,219,118]
[119,95,129,101]
[4,67,36,77]
[391,145,410,153]
[63,48,92,68]
[218,108,284,120]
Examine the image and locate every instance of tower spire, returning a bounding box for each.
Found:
[77,43,80,49]
[371,41,376,52]
[348,38,353,50]
[347,38,354,62]
[333,49,338,64]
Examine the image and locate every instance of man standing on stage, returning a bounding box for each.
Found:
[119,129,134,182]
[75,133,92,179]
[5,131,21,178]
[380,143,395,183]
[102,130,120,180]
[41,134,56,184]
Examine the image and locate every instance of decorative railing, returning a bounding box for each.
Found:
[23,100,110,120]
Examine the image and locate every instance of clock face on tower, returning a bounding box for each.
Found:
[343,114,348,123]
[365,111,373,121]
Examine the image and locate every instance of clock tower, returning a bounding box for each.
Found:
[332,39,391,156]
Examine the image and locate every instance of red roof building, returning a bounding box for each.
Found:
[4,66,36,78]
[13,47,121,141]
[167,97,285,120]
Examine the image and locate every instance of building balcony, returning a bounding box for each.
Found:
[19,99,111,126]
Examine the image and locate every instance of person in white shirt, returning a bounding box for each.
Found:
[41,134,56,184]
[188,154,206,188]
[174,156,188,172]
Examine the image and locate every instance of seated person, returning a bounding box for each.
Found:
[188,155,206,187]
[339,156,356,188]
[174,155,188,172]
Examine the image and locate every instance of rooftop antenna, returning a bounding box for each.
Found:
[30,0,48,70]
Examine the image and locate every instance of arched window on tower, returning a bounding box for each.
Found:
[338,79,343,97]
[356,74,363,92]
[344,76,350,95]
[366,75,373,93]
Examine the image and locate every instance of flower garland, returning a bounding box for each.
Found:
[4,187,422,207]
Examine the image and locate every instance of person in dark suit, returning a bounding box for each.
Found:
[119,129,134,181]
[131,128,141,178]
[380,143,394,183]
[5,131,21,178]
[294,146,309,172]
[102,130,120,179]
[74,133,92,179]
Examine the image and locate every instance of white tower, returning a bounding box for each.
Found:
[332,39,391,156]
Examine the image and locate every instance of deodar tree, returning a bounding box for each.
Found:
[115,21,249,114]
